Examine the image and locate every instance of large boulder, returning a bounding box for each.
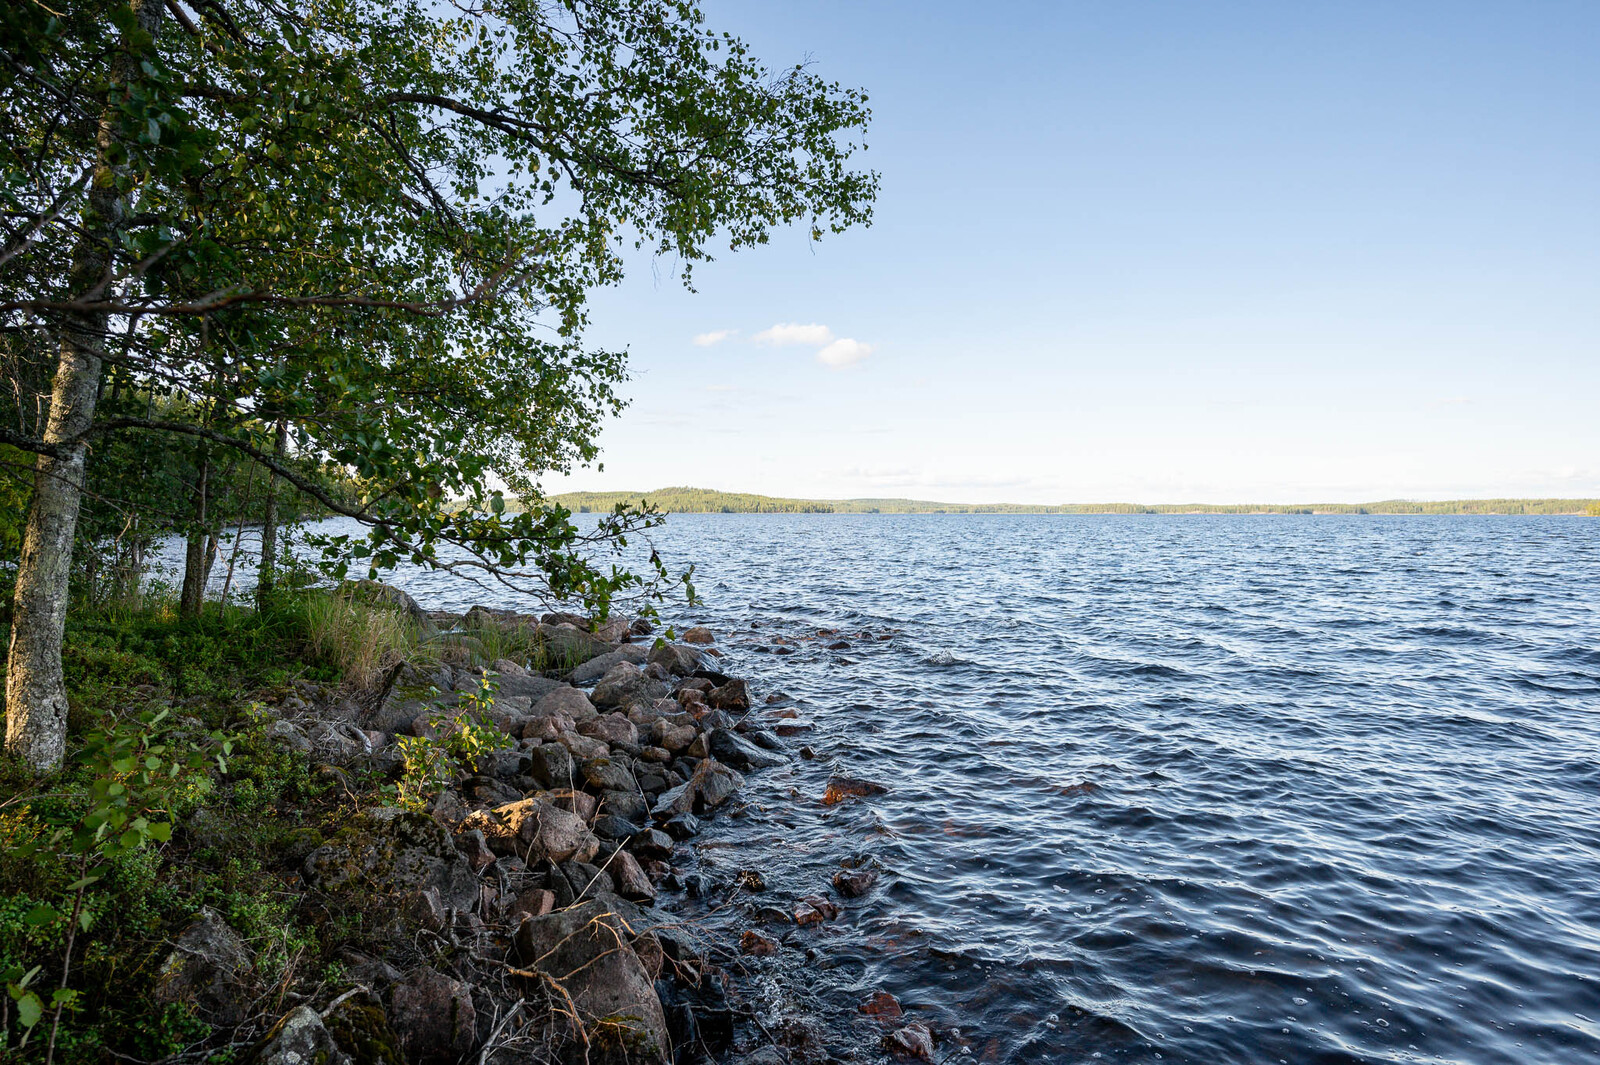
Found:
[303,809,478,910]
[570,645,651,685]
[537,624,613,669]
[533,686,599,722]
[389,967,476,1064]
[250,1006,350,1065]
[647,643,703,677]
[590,662,668,711]
[577,713,639,748]
[461,799,599,863]
[154,908,254,1026]
[708,728,787,770]
[514,896,670,1064]
[342,580,437,637]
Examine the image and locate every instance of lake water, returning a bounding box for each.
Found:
[168,515,1600,1063]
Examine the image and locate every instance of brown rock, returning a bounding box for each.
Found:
[682,626,715,644]
[492,798,600,863]
[577,713,639,748]
[833,867,879,898]
[455,828,496,871]
[540,788,599,823]
[793,895,841,927]
[509,888,556,922]
[823,774,889,806]
[706,678,750,711]
[609,849,657,902]
[859,991,903,1019]
[740,930,779,956]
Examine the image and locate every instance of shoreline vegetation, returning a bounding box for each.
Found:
[1,584,834,1064]
[549,487,1600,517]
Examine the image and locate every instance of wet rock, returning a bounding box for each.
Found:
[592,814,641,841]
[885,1023,935,1061]
[656,971,733,1055]
[706,679,750,711]
[740,727,785,751]
[154,908,254,1026]
[682,626,715,645]
[752,905,792,924]
[708,729,786,771]
[734,1051,786,1065]
[578,713,641,749]
[859,990,903,1019]
[304,810,479,911]
[650,783,695,820]
[532,685,598,722]
[740,930,779,956]
[513,896,671,1064]
[689,757,745,811]
[529,742,577,789]
[793,895,841,927]
[662,813,700,840]
[823,774,888,805]
[629,827,674,859]
[390,967,476,1064]
[590,662,668,710]
[648,643,703,676]
[833,867,879,898]
[610,849,657,902]
[569,644,652,684]
[251,1005,350,1065]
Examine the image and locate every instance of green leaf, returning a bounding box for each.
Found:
[14,990,42,1028]
[22,904,59,927]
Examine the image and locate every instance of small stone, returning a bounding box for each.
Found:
[532,685,597,722]
[823,774,888,805]
[682,626,715,644]
[576,712,639,747]
[885,1022,935,1061]
[793,895,840,926]
[833,868,879,898]
[739,930,778,956]
[859,990,903,1019]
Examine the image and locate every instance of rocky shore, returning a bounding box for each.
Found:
[155,590,921,1065]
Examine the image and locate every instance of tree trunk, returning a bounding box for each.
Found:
[4,0,164,773]
[256,418,288,609]
[180,449,210,618]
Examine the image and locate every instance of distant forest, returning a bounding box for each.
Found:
[546,487,1600,516]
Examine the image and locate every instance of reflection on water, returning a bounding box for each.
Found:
[159,515,1600,1063]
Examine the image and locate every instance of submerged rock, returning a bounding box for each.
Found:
[708,728,786,770]
[823,774,888,805]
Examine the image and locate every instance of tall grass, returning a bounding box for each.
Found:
[300,593,422,689]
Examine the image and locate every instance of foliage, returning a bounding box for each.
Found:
[393,674,510,812]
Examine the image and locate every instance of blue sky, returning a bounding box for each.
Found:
[549,1,1599,504]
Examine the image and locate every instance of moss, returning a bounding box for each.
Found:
[326,999,403,1065]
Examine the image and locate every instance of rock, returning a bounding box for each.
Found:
[598,788,649,824]
[708,729,786,770]
[689,757,745,811]
[629,828,674,859]
[454,829,496,872]
[494,799,600,863]
[266,719,310,752]
[536,623,613,668]
[543,787,599,822]
[650,783,695,821]
[532,685,599,722]
[251,1005,350,1065]
[685,733,710,759]
[509,888,556,922]
[479,748,529,782]
[577,713,639,748]
[592,815,641,841]
[529,742,577,789]
[569,644,651,684]
[513,896,671,1064]
[610,850,657,902]
[581,756,637,792]
[521,715,564,743]
[428,789,470,828]
[706,679,750,711]
[886,1023,935,1061]
[542,611,589,628]
[734,1051,786,1065]
[557,730,610,761]
[859,990,903,1019]
[304,810,480,911]
[390,967,476,1064]
[793,895,840,927]
[682,626,714,645]
[659,724,697,753]
[823,774,888,805]
[401,886,448,931]
[459,774,521,806]
[590,662,667,711]
[648,643,703,677]
[491,672,565,702]
[833,867,880,898]
[592,617,633,643]
[342,580,437,637]
[154,908,254,1026]
[740,728,785,751]
[739,930,778,956]
[662,813,700,839]
[491,656,529,677]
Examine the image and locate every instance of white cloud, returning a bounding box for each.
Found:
[754,322,835,346]
[693,329,735,347]
[817,338,874,367]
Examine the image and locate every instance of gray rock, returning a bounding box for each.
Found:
[250,1005,350,1065]
[647,643,703,677]
[342,580,437,637]
[266,719,310,753]
[590,662,668,711]
[581,756,636,793]
[536,623,613,668]
[513,896,671,1064]
[610,850,656,902]
[302,809,478,910]
[533,685,598,721]
[390,967,476,1064]
[707,678,751,712]
[598,788,649,825]
[689,757,745,810]
[662,813,700,839]
[708,728,787,770]
[490,798,599,864]
[154,908,254,1026]
[491,672,565,702]
[592,815,641,841]
[529,742,576,789]
[569,644,650,684]
[577,713,639,748]
[650,784,695,821]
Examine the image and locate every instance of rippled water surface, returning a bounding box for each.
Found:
[198,515,1600,1062]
